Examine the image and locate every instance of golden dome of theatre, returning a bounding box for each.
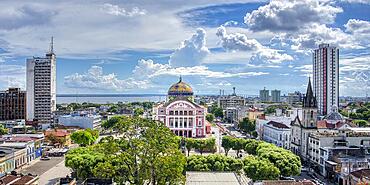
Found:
[168,77,193,96]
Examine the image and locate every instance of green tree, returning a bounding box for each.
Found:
[134,108,144,116]
[244,139,262,155]
[70,129,99,146]
[206,113,215,123]
[238,118,255,134]
[0,125,8,135]
[66,117,186,184]
[243,156,280,181]
[221,136,233,156]
[185,138,195,156]
[256,143,301,177]
[232,138,246,157]
[354,120,369,127]
[212,107,224,118]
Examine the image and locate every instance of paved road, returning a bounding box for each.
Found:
[20,157,64,176]
[39,158,71,185]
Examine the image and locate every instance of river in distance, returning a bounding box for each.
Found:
[57,94,167,104]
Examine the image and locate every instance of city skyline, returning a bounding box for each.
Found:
[0,0,369,96]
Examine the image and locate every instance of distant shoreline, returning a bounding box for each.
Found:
[57,94,166,97]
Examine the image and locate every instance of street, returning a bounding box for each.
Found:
[20,156,71,185]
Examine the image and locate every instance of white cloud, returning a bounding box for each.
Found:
[135,59,268,79]
[64,66,149,91]
[216,26,293,63]
[244,0,342,32]
[0,64,26,89]
[169,28,210,67]
[101,3,146,17]
[295,64,312,77]
[340,0,370,4]
[345,19,370,34]
[64,59,269,91]
[283,24,360,51]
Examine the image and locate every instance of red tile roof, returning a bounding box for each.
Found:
[267,121,289,129]
[350,169,370,179]
[44,129,70,137]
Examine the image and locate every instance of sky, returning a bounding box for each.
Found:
[0,0,369,96]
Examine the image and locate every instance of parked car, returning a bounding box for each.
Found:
[41,156,50,161]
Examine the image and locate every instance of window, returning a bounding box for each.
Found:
[184,111,188,115]
[198,120,202,126]
[180,111,183,115]
[169,111,174,115]
[175,111,178,115]
[189,111,193,115]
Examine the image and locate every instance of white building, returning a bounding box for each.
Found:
[263,121,291,149]
[217,88,245,109]
[26,38,56,127]
[313,43,339,115]
[58,114,102,129]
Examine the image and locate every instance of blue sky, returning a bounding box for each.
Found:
[0,0,369,96]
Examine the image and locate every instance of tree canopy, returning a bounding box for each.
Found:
[66,117,186,184]
[206,113,215,123]
[70,129,99,146]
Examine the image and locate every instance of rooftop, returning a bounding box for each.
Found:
[266,121,290,129]
[186,172,242,185]
[350,169,370,179]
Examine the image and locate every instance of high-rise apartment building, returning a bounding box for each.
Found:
[271,89,281,102]
[259,87,269,102]
[313,44,339,115]
[26,38,56,126]
[0,88,26,120]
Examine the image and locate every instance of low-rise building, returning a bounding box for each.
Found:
[0,147,15,177]
[0,173,39,184]
[349,169,370,185]
[263,121,291,149]
[44,129,72,147]
[153,78,208,138]
[58,113,102,129]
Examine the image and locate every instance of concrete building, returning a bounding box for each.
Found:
[271,90,281,102]
[26,38,56,127]
[259,88,269,102]
[0,147,15,177]
[290,78,318,161]
[217,88,245,109]
[58,113,102,129]
[263,121,291,149]
[288,91,302,105]
[313,43,339,115]
[153,78,209,137]
[0,88,26,121]
[350,169,370,185]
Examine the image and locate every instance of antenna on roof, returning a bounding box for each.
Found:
[179,75,182,82]
[49,36,54,54]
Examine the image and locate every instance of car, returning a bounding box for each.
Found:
[280,176,295,180]
[40,156,50,161]
[301,167,309,172]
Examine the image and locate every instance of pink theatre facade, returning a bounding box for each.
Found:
[154,100,206,138]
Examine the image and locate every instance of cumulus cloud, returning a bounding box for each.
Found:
[0,5,56,30]
[0,64,26,89]
[281,24,359,51]
[101,3,147,17]
[169,28,210,67]
[134,59,268,79]
[64,66,149,91]
[64,60,269,91]
[244,0,342,32]
[216,26,293,63]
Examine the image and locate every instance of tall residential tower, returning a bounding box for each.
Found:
[313,44,339,115]
[26,38,56,127]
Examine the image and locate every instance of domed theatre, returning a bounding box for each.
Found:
[153,77,210,138]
